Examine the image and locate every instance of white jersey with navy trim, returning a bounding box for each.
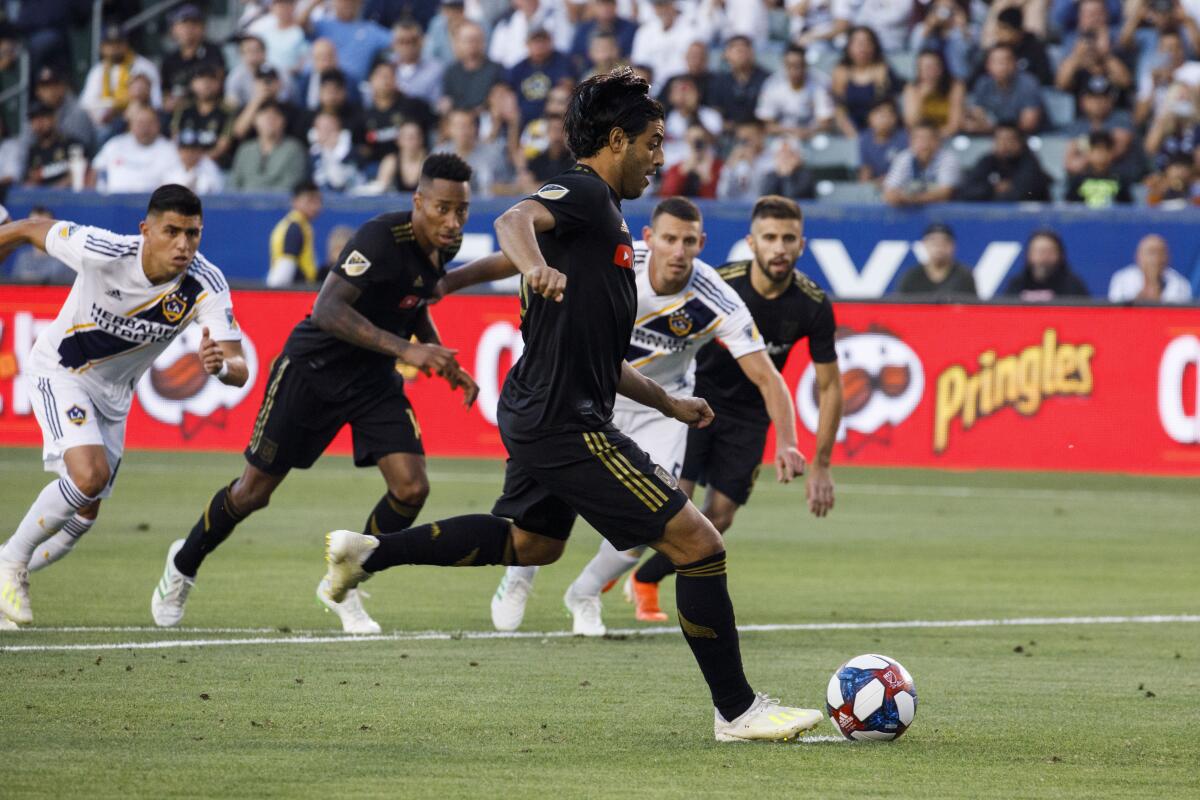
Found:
[27,221,241,417]
[613,240,764,414]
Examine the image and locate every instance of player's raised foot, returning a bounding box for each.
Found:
[317,577,382,634]
[628,575,668,622]
[323,530,379,603]
[714,693,823,743]
[491,570,533,632]
[151,539,194,627]
[0,559,33,625]
[563,585,606,637]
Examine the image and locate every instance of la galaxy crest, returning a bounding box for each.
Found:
[668,309,694,337]
[65,405,87,426]
[162,292,189,323]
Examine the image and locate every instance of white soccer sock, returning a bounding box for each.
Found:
[506,565,539,583]
[570,539,644,598]
[0,478,97,565]
[29,515,96,573]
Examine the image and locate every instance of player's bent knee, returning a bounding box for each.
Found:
[78,500,101,520]
[511,526,566,566]
[655,503,723,565]
[389,477,430,508]
[68,465,111,498]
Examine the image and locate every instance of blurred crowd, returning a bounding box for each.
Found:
[0,0,1196,208]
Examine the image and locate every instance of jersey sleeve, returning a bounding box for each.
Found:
[807,297,838,363]
[526,173,607,237]
[281,221,305,257]
[701,262,765,360]
[332,219,406,290]
[192,262,242,342]
[43,221,123,274]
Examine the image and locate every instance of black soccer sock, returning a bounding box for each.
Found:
[173,483,248,578]
[674,551,755,722]
[360,514,519,572]
[362,492,422,535]
[635,551,677,584]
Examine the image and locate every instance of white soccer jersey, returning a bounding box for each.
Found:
[614,240,764,414]
[27,221,241,418]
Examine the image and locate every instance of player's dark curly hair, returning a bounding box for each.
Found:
[147,184,203,218]
[565,67,664,159]
[420,152,473,184]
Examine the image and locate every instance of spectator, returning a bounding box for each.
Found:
[957,122,1052,201]
[663,76,723,167]
[171,64,237,168]
[0,116,20,193]
[756,44,836,140]
[320,223,357,280]
[88,104,182,194]
[1064,130,1133,206]
[362,0,436,29]
[832,26,901,136]
[582,32,624,79]
[858,98,908,183]
[508,28,575,122]
[659,124,724,198]
[0,26,20,136]
[902,49,965,138]
[718,119,774,200]
[267,180,324,286]
[160,5,227,112]
[23,103,82,188]
[1063,75,1138,178]
[1145,153,1199,207]
[298,0,391,85]
[965,44,1044,135]
[908,0,973,79]
[707,35,770,128]
[229,101,309,191]
[95,74,166,144]
[490,0,569,69]
[1055,0,1133,107]
[362,61,435,171]
[1144,83,1200,174]
[29,66,96,153]
[1002,230,1090,300]
[297,38,345,110]
[7,206,74,284]
[894,222,977,297]
[1117,0,1200,78]
[390,19,444,108]
[761,137,817,200]
[979,5,1053,87]
[1052,0,1122,37]
[569,0,638,71]
[374,121,429,192]
[787,0,850,58]
[164,138,227,195]
[247,0,311,78]
[630,0,711,86]
[437,108,514,196]
[442,21,505,112]
[1108,234,1193,303]
[481,82,526,175]
[10,1,79,77]
[519,84,571,158]
[522,113,574,188]
[846,0,915,53]
[882,121,960,206]
[423,0,466,67]
[80,25,163,129]
[660,42,714,107]
[229,35,292,110]
[307,70,367,147]
[232,65,308,142]
[1135,30,1187,125]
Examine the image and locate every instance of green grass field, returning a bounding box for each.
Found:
[1,447,1197,799]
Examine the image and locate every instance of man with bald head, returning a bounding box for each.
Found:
[1107,235,1193,303]
[442,21,504,112]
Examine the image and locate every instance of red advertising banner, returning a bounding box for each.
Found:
[1,287,1198,474]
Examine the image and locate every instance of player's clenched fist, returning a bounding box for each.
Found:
[199,327,224,375]
[669,396,714,429]
[525,265,566,302]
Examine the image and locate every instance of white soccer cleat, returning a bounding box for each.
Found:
[491,569,534,632]
[0,614,20,631]
[563,585,606,637]
[0,558,33,625]
[323,530,378,603]
[714,693,823,743]
[151,539,194,628]
[317,577,382,634]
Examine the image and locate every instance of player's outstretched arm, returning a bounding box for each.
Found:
[434,252,519,300]
[736,350,807,483]
[0,218,56,263]
[807,361,844,518]
[311,272,459,376]
[199,327,249,387]
[617,361,713,429]
[493,200,565,302]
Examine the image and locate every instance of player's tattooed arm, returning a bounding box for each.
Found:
[493,200,566,301]
[0,218,56,263]
[807,361,843,517]
[434,252,518,300]
[617,361,714,429]
[311,272,460,376]
[736,350,807,484]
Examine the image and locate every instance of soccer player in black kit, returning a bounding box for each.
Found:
[625,195,844,617]
[150,155,480,633]
[321,69,823,742]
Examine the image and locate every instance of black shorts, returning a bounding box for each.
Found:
[244,356,423,475]
[491,426,688,552]
[680,414,768,506]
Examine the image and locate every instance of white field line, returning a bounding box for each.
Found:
[2,614,1196,654]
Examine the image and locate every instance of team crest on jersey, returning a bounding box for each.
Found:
[59,224,79,240]
[654,465,678,490]
[161,293,188,323]
[668,309,694,337]
[225,308,239,330]
[342,250,372,276]
[535,184,569,201]
[65,405,87,426]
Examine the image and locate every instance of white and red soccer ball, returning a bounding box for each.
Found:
[826,654,917,741]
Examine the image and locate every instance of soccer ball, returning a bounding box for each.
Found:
[826,654,917,741]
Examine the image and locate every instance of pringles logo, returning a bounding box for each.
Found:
[934,329,1094,453]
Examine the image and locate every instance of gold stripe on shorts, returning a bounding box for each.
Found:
[583,432,665,512]
[249,356,289,453]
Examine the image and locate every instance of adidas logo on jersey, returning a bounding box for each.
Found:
[106,289,123,300]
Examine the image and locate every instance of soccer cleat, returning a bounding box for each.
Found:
[0,613,20,631]
[491,570,533,632]
[323,530,379,603]
[563,585,606,637]
[628,575,668,622]
[151,539,194,627]
[714,693,823,743]
[317,577,382,634]
[0,558,33,625]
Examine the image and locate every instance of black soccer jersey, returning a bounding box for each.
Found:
[497,165,637,440]
[283,211,460,395]
[693,261,837,426]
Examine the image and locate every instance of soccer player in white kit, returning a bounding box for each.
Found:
[0,185,248,627]
[448,198,810,636]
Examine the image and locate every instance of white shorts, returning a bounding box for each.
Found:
[28,371,126,499]
[612,407,688,479]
